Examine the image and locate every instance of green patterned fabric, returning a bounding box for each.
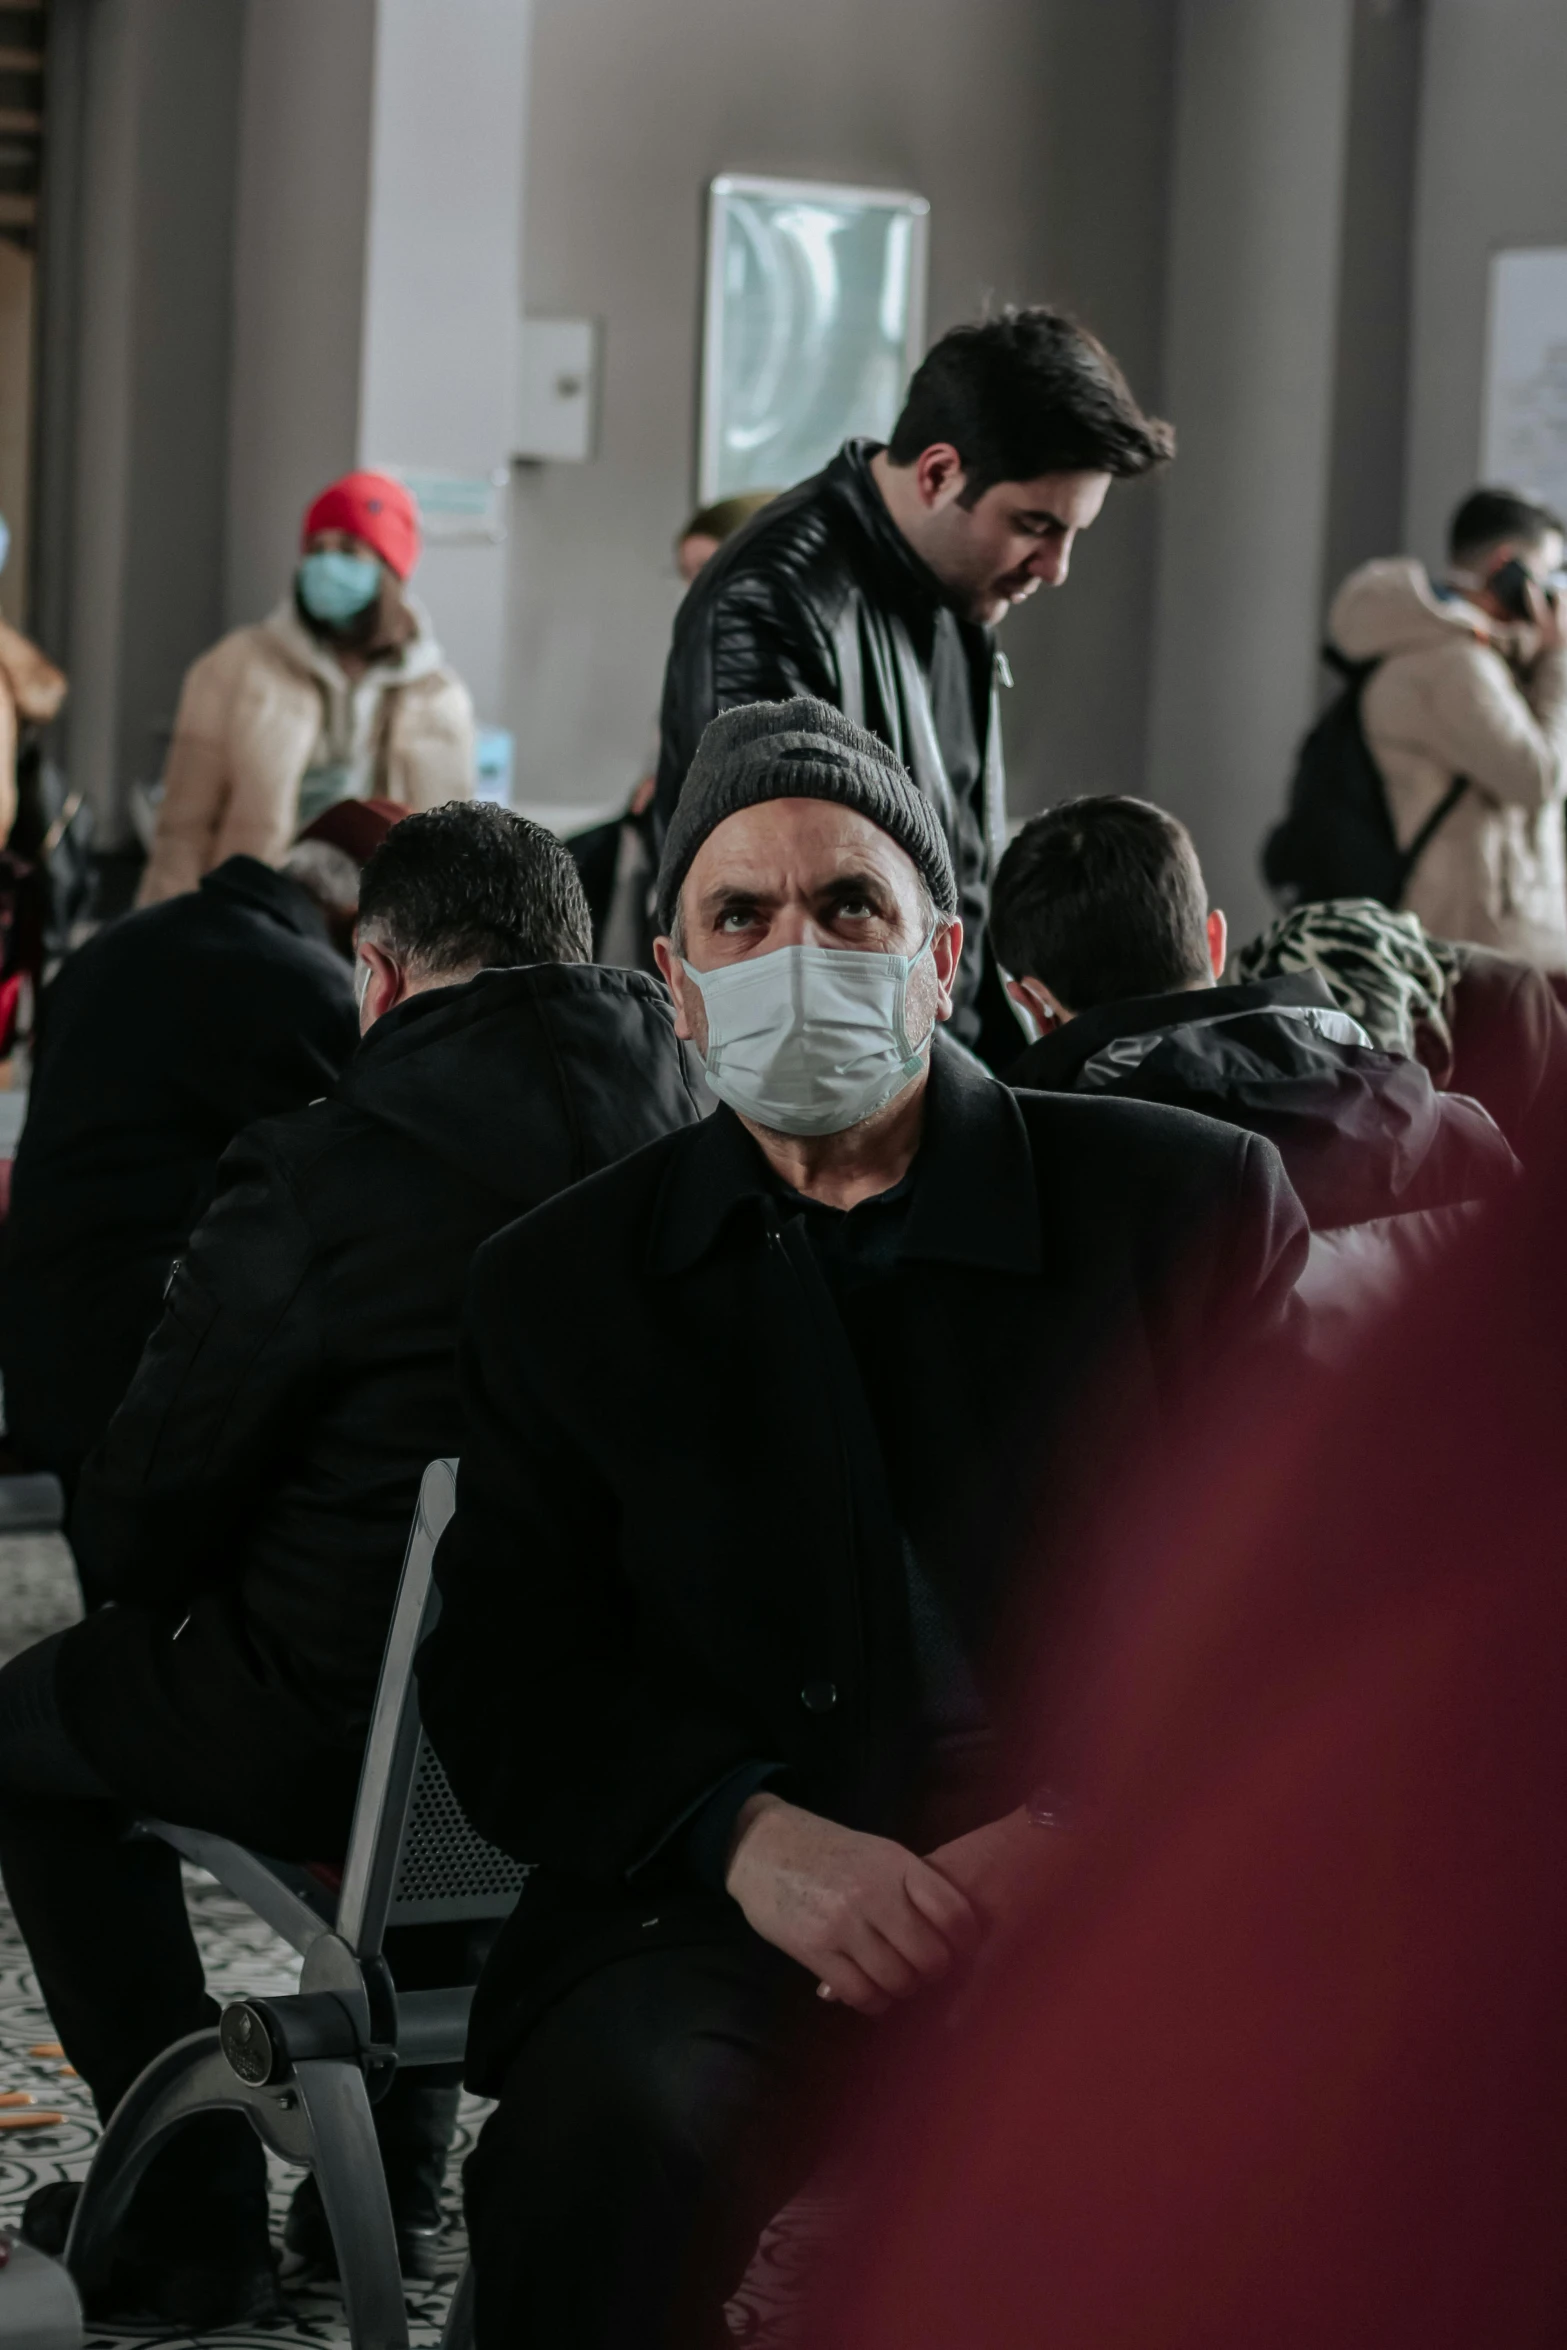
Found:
[1234,896,1462,1082]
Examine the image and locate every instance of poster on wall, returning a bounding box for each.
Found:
[1481,248,1567,517]
[699,175,929,504]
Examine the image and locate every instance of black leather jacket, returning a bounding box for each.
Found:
[654,440,1007,1044]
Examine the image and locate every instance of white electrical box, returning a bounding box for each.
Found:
[514,318,598,463]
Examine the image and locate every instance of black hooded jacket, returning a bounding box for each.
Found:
[0,856,359,1488]
[1008,973,1516,1353]
[654,440,1006,1048]
[59,962,703,1854]
[1007,973,1514,1223]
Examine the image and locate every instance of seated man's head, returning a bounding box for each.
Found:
[354,801,592,1032]
[875,307,1173,627]
[990,795,1224,1040]
[1447,487,1564,623]
[653,700,961,1139]
[283,797,409,958]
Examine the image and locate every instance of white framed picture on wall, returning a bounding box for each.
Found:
[699,174,929,503]
[1482,247,1567,518]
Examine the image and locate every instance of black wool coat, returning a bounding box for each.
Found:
[60,963,704,1856]
[417,1041,1308,2083]
[0,857,359,1487]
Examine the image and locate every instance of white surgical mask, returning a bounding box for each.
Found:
[683,924,937,1136]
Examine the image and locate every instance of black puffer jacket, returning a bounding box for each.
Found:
[1009,972,1518,1356]
[654,440,1006,1047]
[60,963,703,1855]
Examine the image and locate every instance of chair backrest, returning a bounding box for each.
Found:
[334,1459,531,1957]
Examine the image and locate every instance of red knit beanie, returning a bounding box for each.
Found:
[301,471,421,580]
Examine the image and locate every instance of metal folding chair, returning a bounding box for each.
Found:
[63,1459,530,2350]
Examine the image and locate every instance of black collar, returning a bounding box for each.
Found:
[200,854,335,947]
[648,1034,1041,1279]
[828,439,978,626]
[1008,972,1340,1090]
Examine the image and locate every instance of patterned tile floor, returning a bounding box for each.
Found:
[0,1533,810,2344]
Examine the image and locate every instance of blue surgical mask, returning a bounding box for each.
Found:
[0,516,10,579]
[298,550,381,625]
[682,923,937,1136]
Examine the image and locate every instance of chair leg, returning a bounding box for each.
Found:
[291,2055,411,2350]
[440,2259,476,2350]
[64,2027,315,2293]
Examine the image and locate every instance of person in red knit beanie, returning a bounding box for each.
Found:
[139,468,474,905]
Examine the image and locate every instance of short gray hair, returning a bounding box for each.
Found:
[281,839,361,914]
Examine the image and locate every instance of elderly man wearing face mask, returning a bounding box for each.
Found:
[137,471,474,905]
[417,696,1310,2350]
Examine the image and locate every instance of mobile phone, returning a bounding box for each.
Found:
[1487,557,1538,621]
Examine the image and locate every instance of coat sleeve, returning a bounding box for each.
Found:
[388,672,476,808]
[68,1128,322,1609]
[1205,1130,1311,1363]
[653,569,842,839]
[416,1245,762,1883]
[1419,643,1567,815]
[138,647,234,904]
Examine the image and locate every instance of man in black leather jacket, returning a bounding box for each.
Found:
[655,306,1172,1054]
[0,804,703,2330]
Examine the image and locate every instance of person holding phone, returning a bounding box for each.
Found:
[1327,487,1567,974]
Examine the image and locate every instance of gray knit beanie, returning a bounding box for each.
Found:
[655,697,958,935]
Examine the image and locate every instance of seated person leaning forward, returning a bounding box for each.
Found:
[990,796,1516,1352]
[0,800,403,1503]
[0,802,702,2330]
[417,697,1309,2350]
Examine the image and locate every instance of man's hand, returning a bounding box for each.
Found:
[725,1794,980,2016]
[925,1807,1069,1934]
[1524,578,1566,656]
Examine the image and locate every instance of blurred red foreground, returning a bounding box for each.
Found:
[820,1119,1567,2350]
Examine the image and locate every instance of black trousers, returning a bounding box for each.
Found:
[464,1934,836,2350]
[0,1630,470,2238]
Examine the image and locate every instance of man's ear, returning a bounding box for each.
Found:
[355,936,404,1034]
[654,936,697,1042]
[911,443,969,513]
[1005,975,1069,1040]
[1207,908,1228,982]
[929,917,963,1022]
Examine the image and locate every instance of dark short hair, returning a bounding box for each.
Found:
[1448,486,1565,566]
[887,307,1174,499]
[357,801,591,974]
[989,796,1211,1010]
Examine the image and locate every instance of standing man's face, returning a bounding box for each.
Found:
[886,446,1112,625]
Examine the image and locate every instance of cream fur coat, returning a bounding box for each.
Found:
[138,600,474,904]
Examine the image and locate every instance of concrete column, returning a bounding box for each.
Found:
[1144,0,1357,937]
[228,0,530,725]
[48,0,243,835]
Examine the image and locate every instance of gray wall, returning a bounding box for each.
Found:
[1145,0,1357,938]
[504,0,1176,819]
[1405,0,1567,570]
